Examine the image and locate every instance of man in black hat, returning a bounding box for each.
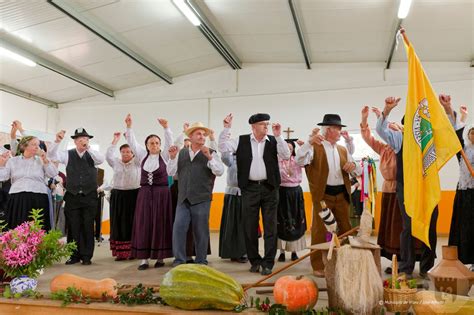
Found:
[218,113,290,275]
[296,114,361,277]
[48,128,104,265]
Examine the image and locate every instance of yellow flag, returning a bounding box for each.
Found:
[402,35,461,248]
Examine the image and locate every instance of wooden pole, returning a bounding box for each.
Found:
[460,149,474,176]
[243,226,359,292]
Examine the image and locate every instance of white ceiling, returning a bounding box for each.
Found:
[0,0,472,104]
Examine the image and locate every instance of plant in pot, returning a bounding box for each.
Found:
[0,209,76,295]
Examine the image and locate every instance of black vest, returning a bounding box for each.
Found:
[66,150,98,195]
[177,148,216,205]
[236,134,280,189]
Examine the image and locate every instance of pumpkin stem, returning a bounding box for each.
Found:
[296,275,304,280]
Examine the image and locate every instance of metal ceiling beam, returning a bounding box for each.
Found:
[184,0,242,70]
[288,0,311,69]
[385,19,403,70]
[47,0,173,84]
[0,83,58,108]
[0,38,114,97]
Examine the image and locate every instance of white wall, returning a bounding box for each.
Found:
[0,91,58,140]
[59,62,474,195]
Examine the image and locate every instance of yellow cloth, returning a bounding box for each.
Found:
[402,36,461,247]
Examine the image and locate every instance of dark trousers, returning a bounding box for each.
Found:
[396,182,438,274]
[241,182,278,269]
[64,191,98,261]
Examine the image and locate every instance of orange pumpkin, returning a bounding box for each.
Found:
[273,275,318,312]
[50,273,118,299]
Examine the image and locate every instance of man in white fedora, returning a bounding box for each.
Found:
[167,122,224,266]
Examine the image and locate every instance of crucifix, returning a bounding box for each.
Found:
[284,127,294,140]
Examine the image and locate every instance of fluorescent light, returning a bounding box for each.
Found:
[398,0,413,19]
[0,46,36,67]
[172,0,201,26]
[0,25,32,43]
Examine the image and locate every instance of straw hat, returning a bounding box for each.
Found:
[185,122,211,137]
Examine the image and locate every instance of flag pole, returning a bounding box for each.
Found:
[460,150,474,177]
[401,27,473,177]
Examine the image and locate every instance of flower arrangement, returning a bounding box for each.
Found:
[0,209,76,279]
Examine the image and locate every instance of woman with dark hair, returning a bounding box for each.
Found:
[0,136,57,230]
[449,106,473,271]
[124,114,174,270]
[105,132,141,261]
[277,139,307,262]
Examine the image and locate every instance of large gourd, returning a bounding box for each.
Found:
[160,264,244,310]
[50,273,118,299]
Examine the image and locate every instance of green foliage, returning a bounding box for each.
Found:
[112,283,161,306]
[2,285,42,299]
[51,286,91,307]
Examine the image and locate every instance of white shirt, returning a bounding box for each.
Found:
[296,141,362,184]
[105,144,141,190]
[0,155,58,194]
[124,128,172,173]
[166,147,224,177]
[48,142,104,166]
[218,128,291,180]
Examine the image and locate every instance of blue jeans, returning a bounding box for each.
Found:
[172,200,211,265]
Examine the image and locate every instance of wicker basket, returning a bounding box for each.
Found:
[383,255,417,313]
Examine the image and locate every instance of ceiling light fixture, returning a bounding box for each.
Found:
[0,46,36,67]
[172,0,241,69]
[398,0,413,19]
[172,0,201,26]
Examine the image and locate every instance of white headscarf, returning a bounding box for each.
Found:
[462,123,474,148]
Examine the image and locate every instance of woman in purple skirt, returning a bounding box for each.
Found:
[124,114,174,270]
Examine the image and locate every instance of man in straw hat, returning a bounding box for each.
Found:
[167,122,224,266]
[218,113,291,276]
[296,114,361,277]
[48,128,104,265]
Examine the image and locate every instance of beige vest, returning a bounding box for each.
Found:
[305,143,352,206]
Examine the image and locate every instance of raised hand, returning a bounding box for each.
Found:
[158,118,168,129]
[0,151,10,167]
[223,113,233,128]
[342,161,356,173]
[112,132,121,145]
[200,145,212,160]
[272,123,282,137]
[309,128,324,145]
[459,105,468,123]
[439,94,451,108]
[125,114,132,128]
[168,145,179,160]
[38,149,48,164]
[183,122,190,132]
[371,107,382,118]
[383,97,401,117]
[361,106,369,123]
[341,130,351,141]
[56,130,66,143]
[296,139,304,146]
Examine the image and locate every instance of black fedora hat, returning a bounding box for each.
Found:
[71,127,94,139]
[317,114,346,127]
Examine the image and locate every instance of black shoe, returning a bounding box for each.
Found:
[384,267,392,274]
[115,257,126,261]
[278,253,285,262]
[186,259,195,264]
[261,267,272,276]
[65,258,80,265]
[231,256,249,263]
[249,264,260,273]
[137,263,149,270]
[419,272,429,280]
[291,253,298,261]
[81,260,92,265]
[154,261,165,268]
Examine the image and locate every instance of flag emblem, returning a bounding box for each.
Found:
[412,98,436,177]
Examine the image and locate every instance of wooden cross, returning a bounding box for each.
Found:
[284,127,294,140]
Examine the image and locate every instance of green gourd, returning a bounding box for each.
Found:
[160,264,244,310]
